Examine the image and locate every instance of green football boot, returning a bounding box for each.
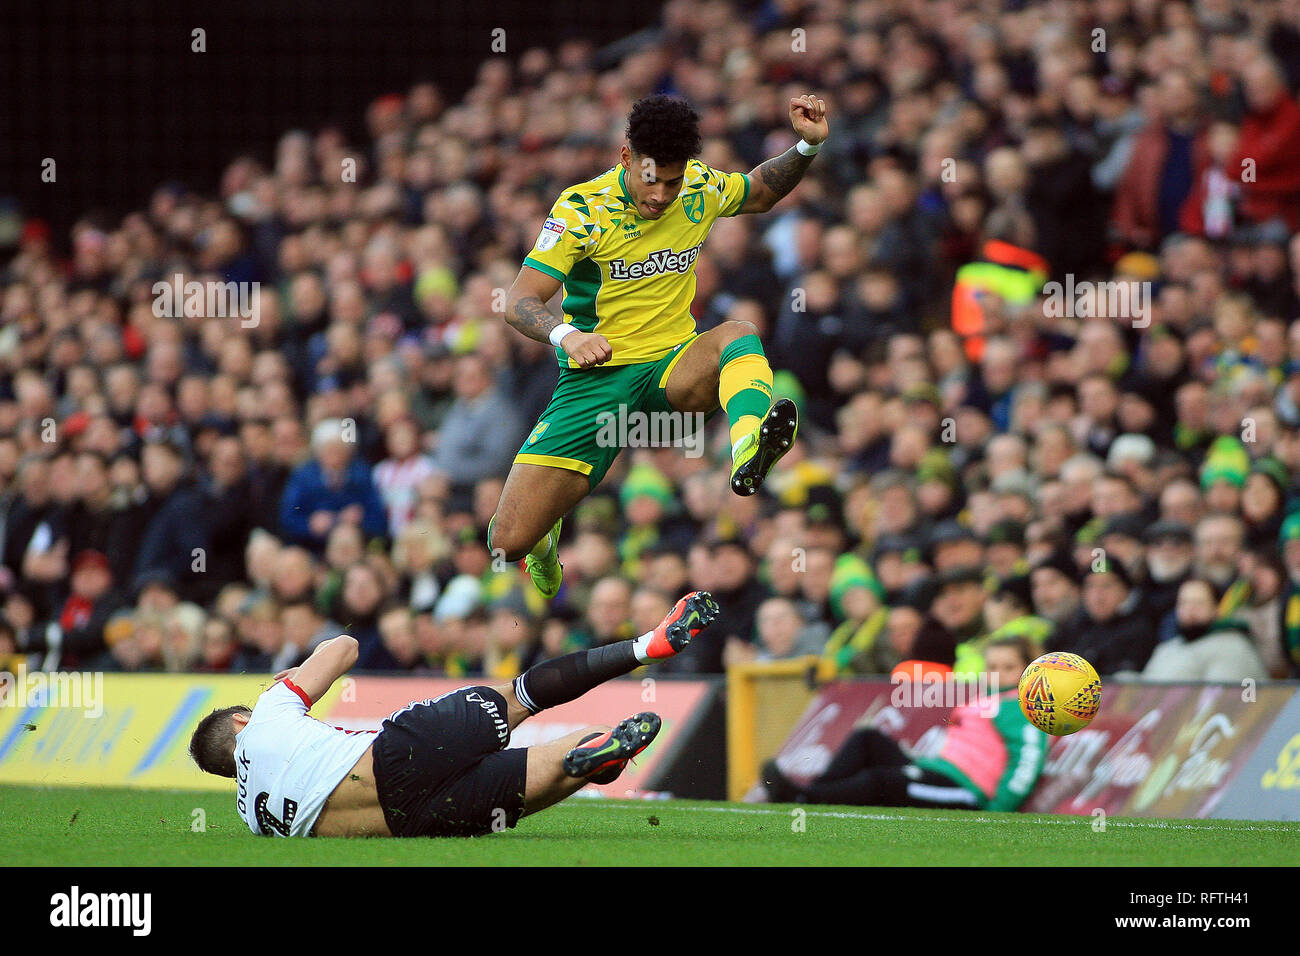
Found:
[730,398,798,497]
[524,517,564,599]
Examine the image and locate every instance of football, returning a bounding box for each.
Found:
[1018,652,1103,736]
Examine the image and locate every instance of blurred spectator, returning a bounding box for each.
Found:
[428,354,522,506]
[161,603,206,672]
[724,598,805,666]
[201,435,255,597]
[372,603,423,672]
[1048,558,1157,675]
[335,561,390,668]
[196,616,239,673]
[1193,513,1245,592]
[1029,550,1082,628]
[580,576,634,647]
[1143,578,1268,681]
[820,564,893,675]
[103,612,165,673]
[1143,520,1195,633]
[272,546,320,605]
[1112,70,1208,250]
[374,416,437,536]
[955,573,1050,677]
[391,519,446,613]
[683,537,769,674]
[231,595,283,672]
[630,587,672,640]
[54,550,124,668]
[132,439,211,600]
[1231,56,1300,231]
[279,418,386,552]
[0,614,20,674]
[278,599,336,671]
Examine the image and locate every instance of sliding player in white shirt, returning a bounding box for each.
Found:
[189,590,718,837]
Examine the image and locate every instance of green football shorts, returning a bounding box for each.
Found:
[515,336,708,488]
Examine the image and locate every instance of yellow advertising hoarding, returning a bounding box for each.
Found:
[0,672,339,791]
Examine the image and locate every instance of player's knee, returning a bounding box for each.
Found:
[487,517,530,562]
[717,319,759,348]
[719,318,759,345]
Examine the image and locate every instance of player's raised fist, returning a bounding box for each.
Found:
[561,330,613,368]
[789,94,829,145]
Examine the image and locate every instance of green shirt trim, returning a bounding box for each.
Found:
[726,173,752,217]
[523,257,566,282]
[617,166,636,212]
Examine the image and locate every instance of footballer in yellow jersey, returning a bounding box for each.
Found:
[521,159,749,367]
[489,93,830,599]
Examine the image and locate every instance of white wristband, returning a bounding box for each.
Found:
[796,139,821,156]
[549,323,578,347]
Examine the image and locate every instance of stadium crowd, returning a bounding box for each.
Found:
[2,0,1300,685]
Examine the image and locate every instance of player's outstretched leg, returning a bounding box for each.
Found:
[563,712,661,784]
[506,595,716,817]
[715,331,773,444]
[509,590,719,716]
[712,330,795,496]
[661,321,792,498]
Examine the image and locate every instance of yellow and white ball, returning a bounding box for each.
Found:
[1018,652,1102,736]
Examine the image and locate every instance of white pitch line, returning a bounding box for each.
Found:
[581,802,1299,832]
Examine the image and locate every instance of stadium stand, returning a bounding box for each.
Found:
[2,0,1299,689]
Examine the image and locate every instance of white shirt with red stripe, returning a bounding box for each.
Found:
[233,679,377,838]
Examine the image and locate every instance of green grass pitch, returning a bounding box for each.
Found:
[4,784,1295,866]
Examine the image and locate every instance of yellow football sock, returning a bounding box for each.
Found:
[719,342,773,451]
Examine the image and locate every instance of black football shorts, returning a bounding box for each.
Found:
[371,685,528,837]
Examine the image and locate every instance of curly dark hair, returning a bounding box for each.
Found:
[625,95,702,167]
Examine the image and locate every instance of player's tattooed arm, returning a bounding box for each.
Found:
[744,146,815,212]
[504,265,564,343]
[505,263,612,365]
[738,93,829,215]
[508,294,561,342]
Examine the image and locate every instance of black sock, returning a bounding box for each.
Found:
[512,642,639,713]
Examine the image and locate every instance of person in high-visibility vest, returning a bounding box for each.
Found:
[951,210,1049,362]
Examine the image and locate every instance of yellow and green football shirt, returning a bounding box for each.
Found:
[523,159,750,368]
